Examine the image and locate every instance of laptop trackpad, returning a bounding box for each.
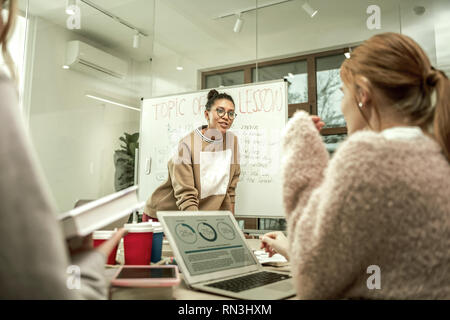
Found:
[267,281,294,292]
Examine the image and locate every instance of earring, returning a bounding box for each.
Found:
[358,102,363,108]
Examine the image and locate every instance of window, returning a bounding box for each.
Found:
[252,60,308,104]
[204,70,245,89]
[201,47,351,125]
[316,54,346,129]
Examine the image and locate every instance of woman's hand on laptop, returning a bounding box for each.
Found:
[259,231,289,261]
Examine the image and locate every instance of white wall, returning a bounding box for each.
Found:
[400,0,437,66]
[25,17,146,212]
[433,0,450,76]
[150,41,202,97]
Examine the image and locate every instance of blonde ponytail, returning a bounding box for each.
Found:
[341,33,450,161]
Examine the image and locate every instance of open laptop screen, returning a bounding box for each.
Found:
[163,215,257,276]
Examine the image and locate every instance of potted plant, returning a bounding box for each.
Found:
[114,132,139,191]
[114,132,140,223]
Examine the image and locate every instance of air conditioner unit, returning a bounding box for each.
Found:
[65,40,128,80]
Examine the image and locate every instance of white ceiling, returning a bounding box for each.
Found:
[23,0,155,62]
[20,0,450,70]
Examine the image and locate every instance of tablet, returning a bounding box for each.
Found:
[111,265,180,287]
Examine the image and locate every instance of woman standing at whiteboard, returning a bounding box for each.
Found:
[143,89,240,220]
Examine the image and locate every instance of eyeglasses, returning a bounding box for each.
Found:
[215,107,237,120]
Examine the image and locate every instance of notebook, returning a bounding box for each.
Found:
[157,211,295,300]
[59,185,143,239]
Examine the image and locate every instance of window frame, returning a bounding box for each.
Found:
[201,47,350,136]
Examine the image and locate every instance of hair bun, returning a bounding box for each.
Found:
[207,89,219,101]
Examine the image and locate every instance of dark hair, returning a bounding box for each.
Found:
[205,89,235,111]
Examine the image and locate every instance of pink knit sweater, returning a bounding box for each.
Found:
[283,111,450,299]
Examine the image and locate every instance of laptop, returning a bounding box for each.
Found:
[157,211,296,300]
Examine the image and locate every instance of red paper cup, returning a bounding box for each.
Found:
[123,224,153,265]
[93,230,118,265]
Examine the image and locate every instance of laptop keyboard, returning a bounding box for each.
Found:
[206,271,291,293]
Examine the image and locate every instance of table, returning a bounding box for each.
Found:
[106,239,293,300]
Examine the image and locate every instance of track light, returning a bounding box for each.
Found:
[133,32,140,49]
[233,13,244,33]
[302,1,318,18]
[86,94,140,112]
[66,0,76,15]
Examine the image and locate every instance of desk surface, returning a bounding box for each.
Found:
[106,239,293,300]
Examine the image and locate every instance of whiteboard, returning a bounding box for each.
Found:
[138,80,288,217]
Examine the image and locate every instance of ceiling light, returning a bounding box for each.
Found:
[302,1,318,18]
[216,0,294,20]
[133,32,140,49]
[86,94,140,112]
[176,56,184,71]
[233,13,244,33]
[66,0,76,15]
[62,65,70,69]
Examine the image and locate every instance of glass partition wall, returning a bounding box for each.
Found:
[14,1,450,228]
[19,0,153,212]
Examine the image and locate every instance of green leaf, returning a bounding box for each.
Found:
[129,133,139,143]
[114,131,140,191]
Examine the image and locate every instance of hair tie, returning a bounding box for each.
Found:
[425,71,439,88]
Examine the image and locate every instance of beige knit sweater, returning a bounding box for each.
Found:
[283,111,450,299]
